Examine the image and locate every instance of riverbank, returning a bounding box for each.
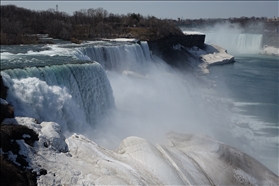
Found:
[261,45,279,56]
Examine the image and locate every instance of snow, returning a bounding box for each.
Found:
[0,98,9,105]
[183,31,205,35]
[174,44,235,74]
[122,70,147,79]
[22,134,31,138]
[2,116,278,185]
[102,38,138,43]
[40,122,68,152]
[261,45,279,56]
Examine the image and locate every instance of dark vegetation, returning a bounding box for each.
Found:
[0,5,279,44]
[1,5,183,44]
[1,5,278,46]
[176,16,279,32]
[1,75,41,186]
[1,124,39,186]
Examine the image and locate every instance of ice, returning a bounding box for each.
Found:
[183,31,205,35]
[0,98,9,105]
[261,45,279,56]
[40,122,68,152]
[176,44,234,74]
[102,38,138,42]
[4,117,278,185]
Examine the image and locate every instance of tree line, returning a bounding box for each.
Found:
[0,5,183,44]
[176,16,279,34]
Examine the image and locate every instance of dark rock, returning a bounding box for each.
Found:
[0,104,14,124]
[0,155,37,186]
[0,124,39,185]
[43,141,49,148]
[0,75,15,123]
[39,169,47,176]
[0,75,8,99]
[16,154,29,167]
[0,124,39,166]
[0,124,39,148]
[71,37,82,44]
[148,34,205,69]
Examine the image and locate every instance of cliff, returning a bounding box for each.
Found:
[0,75,14,123]
[148,33,205,68]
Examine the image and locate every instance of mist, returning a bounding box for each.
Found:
[181,21,264,55]
[3,39,277,175]
[77,40,278,175]
[88,58,236,150]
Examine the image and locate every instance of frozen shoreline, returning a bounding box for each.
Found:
[173,43,235,74]
[260,45,279,56]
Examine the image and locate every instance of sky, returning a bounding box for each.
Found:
[1,1,278,19]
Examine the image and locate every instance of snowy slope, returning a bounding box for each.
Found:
[2,117,278,185]
[173,44,235,74]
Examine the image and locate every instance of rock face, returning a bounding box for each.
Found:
[148,34,205,68]
[192,44,235,74]
[0,123,39,186]
[0,76,37,186]
[0,75,14,123]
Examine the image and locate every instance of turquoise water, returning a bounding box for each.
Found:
[209,54,278,125]
[208,54,278,174]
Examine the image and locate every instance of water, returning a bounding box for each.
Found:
[1,37,278,175]
[205,33,263,54]
[207,54,278,175]
[200,29,278,174]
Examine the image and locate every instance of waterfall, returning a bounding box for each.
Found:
[0,41,154,134]
[205,33,263,54]
[1,62,114,133]
[74,42,151,72]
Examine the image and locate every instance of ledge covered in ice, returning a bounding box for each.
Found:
[183,31,205,35]
[102,38,138,43]
[2,117,278,185]
[173,43,234,74]
[261,45,279,56]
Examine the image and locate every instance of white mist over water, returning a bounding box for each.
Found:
[2,42,233,148]
[182,22,264,55]
[92,62,233,148]
[205,32,263,54]
[1,40,278,175]
[71,44,238,151]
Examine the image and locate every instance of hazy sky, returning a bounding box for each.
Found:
[1,1,278,19]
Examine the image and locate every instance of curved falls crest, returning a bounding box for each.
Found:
[1,41,152,133]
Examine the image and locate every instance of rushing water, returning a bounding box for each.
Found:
[1,37,278,175]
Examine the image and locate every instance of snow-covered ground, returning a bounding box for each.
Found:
[102,38,138,43]
[183,31,205,35]
[173,44,235,74]
[2,117,278,185]
[261,45,279,56]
